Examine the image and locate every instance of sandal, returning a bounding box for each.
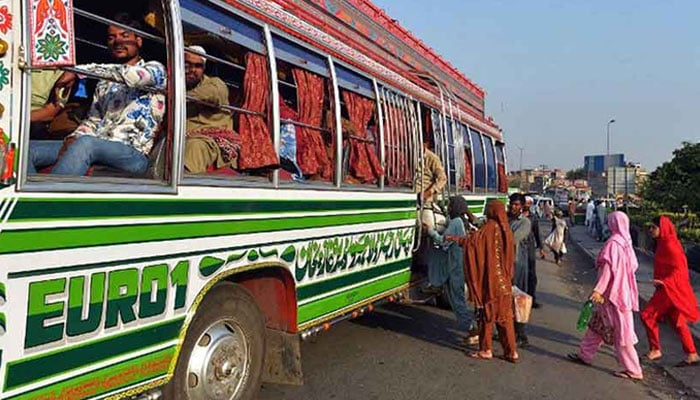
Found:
[613,371,643,381]
[468,351,493,360]
[566,353,590,366]
[645,351,662,361]
[503,354,520,364]
[674,360,700,368]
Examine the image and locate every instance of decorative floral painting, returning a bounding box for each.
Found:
[28,0,75,67]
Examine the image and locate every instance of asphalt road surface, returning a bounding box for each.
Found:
[260,223,697,400]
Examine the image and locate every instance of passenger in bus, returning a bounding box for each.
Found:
[27,13,166,176]
[183,46,238,174]
[29,70,63,139]
[415,138,447,206]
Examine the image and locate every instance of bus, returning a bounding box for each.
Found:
[0,0,508,398]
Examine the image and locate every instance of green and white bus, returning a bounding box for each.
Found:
[0,0,508,398]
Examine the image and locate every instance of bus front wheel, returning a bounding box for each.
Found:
[164,282,266,400]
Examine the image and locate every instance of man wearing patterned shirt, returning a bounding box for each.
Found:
[28,13,166,176]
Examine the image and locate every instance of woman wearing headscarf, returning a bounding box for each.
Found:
[641,216,700,366]
[445,200,519,363]
[568,212,643,380]
[424,196,478,344]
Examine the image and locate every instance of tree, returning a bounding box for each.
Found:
[565,167,586,180]
[640,141,700,212]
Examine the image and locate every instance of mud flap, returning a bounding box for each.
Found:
[261,328,303,385]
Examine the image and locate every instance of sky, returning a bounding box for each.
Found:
[371,0,700,171]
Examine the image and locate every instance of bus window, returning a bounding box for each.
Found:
[25,0,172,186]
[496,141,508,193]
[274,36,334,183]
[445,118,457,191]
[469,127,486,191]
[484,135,497,192]
[336,65,381,186]
[381,88,417,189]
[461,124,473,192]
[180,0,277,180]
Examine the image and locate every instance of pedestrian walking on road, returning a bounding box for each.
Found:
[568,211,643,381]
[641,216,700,367]
[509,193,532,347]
[446,200,519,363]
[424,196,479,346]
[568,197,576,226]
[525,196,542,308]
[595,200,608,241]
[543,210,568,265]
[585,199,595,233]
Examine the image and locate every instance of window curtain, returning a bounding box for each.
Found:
[462,148,473,191]
[292,68,331,179]
[498,163,508,193]
[394,104,408,184]
[343,91,382,183]
[238,52,278,170]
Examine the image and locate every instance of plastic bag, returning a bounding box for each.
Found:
[512,286,532,323]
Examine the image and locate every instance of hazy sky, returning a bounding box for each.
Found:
[372,0,699,171]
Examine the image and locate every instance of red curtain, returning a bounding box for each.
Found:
[498,163,508,193]
[462,148,473,191]
[293,68,331,179]
[343,91,383,183]
[238,52,278,170]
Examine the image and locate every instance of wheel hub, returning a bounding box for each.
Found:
[186,321,249,399]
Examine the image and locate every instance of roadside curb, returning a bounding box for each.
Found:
[571,236,700,397]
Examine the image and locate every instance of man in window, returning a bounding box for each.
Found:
[27,13,166,176]
[183,46,236,174]
[415,138,447,210]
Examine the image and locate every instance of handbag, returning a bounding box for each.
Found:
[512,286,532,323]
[588,307,614,345]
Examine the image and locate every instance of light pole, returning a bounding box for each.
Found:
[516,145,525,191]
[606,119,615,196]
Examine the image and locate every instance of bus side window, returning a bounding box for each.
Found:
[484,135,497,193]
[461,124,473,192]
[181,0,277,181]
[381,89,418,190]
[26,0,171,183]
[495,141,508,193]
[273,36,334,183]
[469,127,486,192]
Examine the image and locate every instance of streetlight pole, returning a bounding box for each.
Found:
[606,119,616,196]
[516,145,525,191]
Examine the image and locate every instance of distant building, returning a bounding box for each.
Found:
[606,163,648,196]
[584,154,625,174]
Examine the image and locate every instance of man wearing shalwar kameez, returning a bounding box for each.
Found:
[509,193,532,347]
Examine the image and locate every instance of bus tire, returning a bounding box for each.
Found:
[164,282,266,400]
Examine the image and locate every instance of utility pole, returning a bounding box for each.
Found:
[516,145,525,191]
[606,119,616,197]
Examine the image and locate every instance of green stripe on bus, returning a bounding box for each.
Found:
[8,226,410,279]
[298,270,411,323]
[9,198,415,221]
[6,347,175,400]
[296,258,410,300]
[4,317,184,391]
[0,211,412,254]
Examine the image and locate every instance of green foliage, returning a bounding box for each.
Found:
[565,167,587,180]
[640,141,700,213]
[627,208,699,243]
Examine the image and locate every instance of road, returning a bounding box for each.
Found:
[259,223,697,400]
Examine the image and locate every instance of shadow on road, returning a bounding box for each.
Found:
[352,302,466,352]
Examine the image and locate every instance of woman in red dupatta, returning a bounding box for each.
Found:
[641,216,700,366]
[446,200,519,363]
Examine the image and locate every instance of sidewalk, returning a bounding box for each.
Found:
[570,224,700,395]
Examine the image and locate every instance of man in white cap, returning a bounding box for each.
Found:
[184,45,234,173]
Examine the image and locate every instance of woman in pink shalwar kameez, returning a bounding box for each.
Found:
[568,212,643,380]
